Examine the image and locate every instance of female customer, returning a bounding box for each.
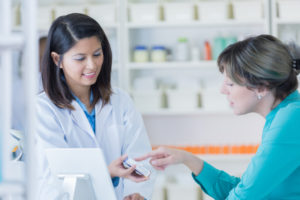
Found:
[36,13,154,200]
[137,35,300,199]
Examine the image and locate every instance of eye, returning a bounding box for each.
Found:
[94,51,102,57]
[73,56,85,61]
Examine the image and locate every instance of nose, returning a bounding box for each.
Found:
[86,57,97,70]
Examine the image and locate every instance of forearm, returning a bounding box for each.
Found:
[182,151,204,175]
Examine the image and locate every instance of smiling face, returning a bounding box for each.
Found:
[51,36,103,95]
[220,72,260,115]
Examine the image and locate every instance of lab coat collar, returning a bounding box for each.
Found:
[70,100,96,140]
[70,98,113,143]
[95,99,113,144]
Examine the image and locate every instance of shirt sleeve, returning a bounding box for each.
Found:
[192,107,300,199]
[118,90,156,199]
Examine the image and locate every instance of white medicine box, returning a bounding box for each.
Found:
[197,0,229,21]
[38,6,53,31]
[232,0,263,20]
[163,2,195,23]
[167,89,200,111]
[129,3,161,23]
[278,0,300,19]
[54,5,86,19]
[132,90,163,112]
[87,4,116,25]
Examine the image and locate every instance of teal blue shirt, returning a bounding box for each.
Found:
[74,93,120,187]
[192,90,300,199]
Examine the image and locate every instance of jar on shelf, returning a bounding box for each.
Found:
[151,46,167,62]
[175,37,189,61]
[133,45,149,62]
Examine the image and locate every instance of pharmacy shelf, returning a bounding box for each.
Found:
[127,61,217,70]
[0,182,25,196]
[141,109,232,116]
[274,18,300,25]
[199,154,254,162]
[0,33,24,49]
[126,20,266,29]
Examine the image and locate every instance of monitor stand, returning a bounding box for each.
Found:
[58,174,96,200]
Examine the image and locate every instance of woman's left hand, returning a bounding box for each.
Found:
[108,154,149,183]
[123,193,145,200]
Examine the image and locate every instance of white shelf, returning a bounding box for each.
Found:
[274,18,300,25]
[199,154,254,162]
[141,109,232,116]
[126,20,265,29]
[128,61,217,70]
[0,33,24,49]
[0,182,25,196]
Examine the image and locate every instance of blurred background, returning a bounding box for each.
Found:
[1,0,300,199]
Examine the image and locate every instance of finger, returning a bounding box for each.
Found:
[128,175,149,183]
[135,148,167,161]
[150,157,172,167]
[123,165,136,176]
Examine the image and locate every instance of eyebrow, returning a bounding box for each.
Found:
[72,48,102,57]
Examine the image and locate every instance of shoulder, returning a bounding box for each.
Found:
[110,87,134,106]
[36,92,67,115]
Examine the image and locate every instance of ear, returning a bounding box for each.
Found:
[51,52,62,68]
[255,87,269,98]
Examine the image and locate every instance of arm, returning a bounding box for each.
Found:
[118,90,156,200]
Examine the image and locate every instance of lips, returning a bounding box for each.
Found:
[83,72,96,78]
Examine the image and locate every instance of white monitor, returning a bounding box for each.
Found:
[46,148,117,200]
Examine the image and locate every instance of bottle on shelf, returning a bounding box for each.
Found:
[203,41,212,60]
[175,37,189,61]
[213,36,226,60]
[151,45,167,62]
[133,45,149,63]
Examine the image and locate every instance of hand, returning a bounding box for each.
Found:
[135,147,187,170]
[123,193,145,200]
[108,154,149,183]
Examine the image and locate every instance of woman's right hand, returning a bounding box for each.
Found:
[108,154,149,183]
[135,147,204,175]
[135,147,187,170]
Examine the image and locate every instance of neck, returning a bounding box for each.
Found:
[255,92,281,118]
[71,86,91,106]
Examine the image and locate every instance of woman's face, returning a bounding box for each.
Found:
[220,72,259,115]
[57,36,103,92]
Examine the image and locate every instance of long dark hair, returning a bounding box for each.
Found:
[42,13,112,109]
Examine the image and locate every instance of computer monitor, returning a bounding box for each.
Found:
[46,148,117,200]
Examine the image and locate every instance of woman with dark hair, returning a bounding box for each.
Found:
[137,35,300,199]
[36,13,154,200]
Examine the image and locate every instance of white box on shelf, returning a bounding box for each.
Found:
[54,5,86,19]
[278,0,300,19]
[232,0,263,20]
[87,4,116,25]
[129,3,161,23]
[163,2,195,23]
[132,90,162,112]
[38,6,53,31]
[167,89,199,111]
[202,89,230,111]
[197,1,229,21]
[166,183,201,200]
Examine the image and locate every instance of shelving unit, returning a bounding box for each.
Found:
[0,0,38,200]
[123,0,271,116]
[271,0,300,44]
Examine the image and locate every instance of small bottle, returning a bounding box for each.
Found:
[133,45,149,62]
[151,46,167,62]
[191,46,200,62]
[204,41,212,61]
[176,37,189,61]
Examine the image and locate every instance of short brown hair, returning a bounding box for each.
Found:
[218,34,299,100]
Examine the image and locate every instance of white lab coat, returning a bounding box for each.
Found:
[36,87,155,200]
